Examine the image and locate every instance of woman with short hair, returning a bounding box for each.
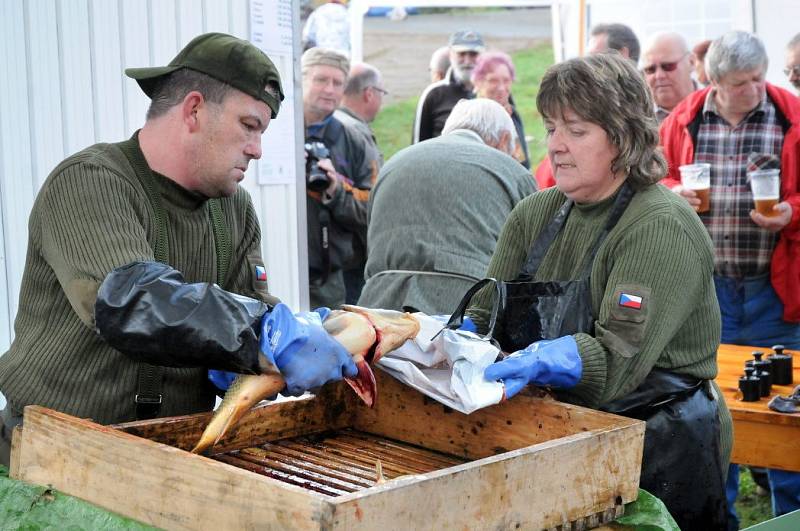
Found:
[471,52,530,168]
[469,52,729,529]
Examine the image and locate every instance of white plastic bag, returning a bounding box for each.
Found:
[375,313,504,414]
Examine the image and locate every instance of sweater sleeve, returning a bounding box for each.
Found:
[568,213,719,408]
[39,161,154,328]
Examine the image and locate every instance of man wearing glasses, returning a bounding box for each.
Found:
[785,33,800,94]
[641,32,698,123]
[334,62,387,303]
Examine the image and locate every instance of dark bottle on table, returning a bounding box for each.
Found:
[752,351,772,397]
[769,344,793,386]
[739,366,761,402]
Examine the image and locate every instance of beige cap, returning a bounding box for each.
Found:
[301,47,350,76]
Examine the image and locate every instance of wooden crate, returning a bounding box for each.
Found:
[10,370,644,530]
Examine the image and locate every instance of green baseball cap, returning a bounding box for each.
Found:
[125,32,284,118]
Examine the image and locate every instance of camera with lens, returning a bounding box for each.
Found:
[304,141,332,192]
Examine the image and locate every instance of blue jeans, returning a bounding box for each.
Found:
[716,275,800,528]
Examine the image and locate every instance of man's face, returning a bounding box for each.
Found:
[364,83,386,122]
[712,67,767,119]
[785,45,800,93]
[642,40,695,111]
[303,64,346,119]
[192,90,270,198]
[449,49,480,83]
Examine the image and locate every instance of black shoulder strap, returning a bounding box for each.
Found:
[119,132,231,419]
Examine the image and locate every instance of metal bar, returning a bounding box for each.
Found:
[240,446,375,488]
[235,448,364,492]
[342,431,466,467]
[214,454,348,497]
[262,443,380,482]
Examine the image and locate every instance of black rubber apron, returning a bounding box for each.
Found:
[451,182,727,529]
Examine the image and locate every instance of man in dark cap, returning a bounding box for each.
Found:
[0,33,357,467]
[412,29,485,143]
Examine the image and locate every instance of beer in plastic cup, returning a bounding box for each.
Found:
[748,168,780,218]
[679,163,711,213]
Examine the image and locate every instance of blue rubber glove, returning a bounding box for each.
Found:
[458,316,477,333]
[208,307,342,393]
[260,303,358,396]
[209,370,238,391]
[484,336,582,399]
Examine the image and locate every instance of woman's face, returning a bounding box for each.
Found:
[475,63,512,107]
[545,108,624,203]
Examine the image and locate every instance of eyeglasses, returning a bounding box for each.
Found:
[642,53,689,75]
[783,65,800,77]
[369,86,389,96]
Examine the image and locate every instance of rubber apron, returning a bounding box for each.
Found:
[496,182,727,530]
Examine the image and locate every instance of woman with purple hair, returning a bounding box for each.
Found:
[472,52,530,169]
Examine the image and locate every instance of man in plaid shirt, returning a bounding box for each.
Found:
[660,30,800,528]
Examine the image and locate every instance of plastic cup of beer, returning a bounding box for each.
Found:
[679,163,711,213]
[748,169,780,217]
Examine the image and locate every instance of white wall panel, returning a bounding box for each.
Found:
[0,0,35,344]
[27,0,66,190]
[0,1,305,412]
[58,0,96,154]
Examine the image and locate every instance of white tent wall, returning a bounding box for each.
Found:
[0,0,307,411]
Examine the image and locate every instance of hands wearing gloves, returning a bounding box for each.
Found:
[484,336,582,399]
[210,305,357,396]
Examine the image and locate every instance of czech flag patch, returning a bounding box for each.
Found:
[255,265,267,282]
[619,292,643,310]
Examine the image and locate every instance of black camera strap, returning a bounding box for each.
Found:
[317,208,331,284]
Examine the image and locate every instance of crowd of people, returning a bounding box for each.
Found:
[1,11,800,530]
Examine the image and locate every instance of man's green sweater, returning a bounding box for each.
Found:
[0,136,274,424]
[470,182,733,464]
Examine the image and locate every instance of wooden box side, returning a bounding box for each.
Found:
[114,384,353,454]
[12,406,332,530]
[352,369,640,460]
[328,421,645,530]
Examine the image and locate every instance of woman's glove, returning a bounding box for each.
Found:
[484,336,582,399]
[259,304,357,396]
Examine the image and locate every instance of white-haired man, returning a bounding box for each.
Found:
[359,99,536,314]
[412,29,485,143]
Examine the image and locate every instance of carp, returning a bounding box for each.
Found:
[191,306,419,455]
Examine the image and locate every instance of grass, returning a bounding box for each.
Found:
[371,42,776,529]
[737,467,774,528]
[372,42,554,164]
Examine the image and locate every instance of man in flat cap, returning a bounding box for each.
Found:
[412,29,485,143]
[0,33,357,467]
[302,48,374,308]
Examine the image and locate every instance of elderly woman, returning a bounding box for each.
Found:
[467,53,730,528]
[471,52,530,168]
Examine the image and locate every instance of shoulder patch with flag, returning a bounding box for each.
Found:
[619,292,643,310]
[255,265,267,282]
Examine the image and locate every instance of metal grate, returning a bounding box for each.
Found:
[213,429,467,497]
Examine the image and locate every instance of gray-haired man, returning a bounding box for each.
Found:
[359,99,536,314]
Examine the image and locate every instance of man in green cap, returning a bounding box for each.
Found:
[0,33,358,467]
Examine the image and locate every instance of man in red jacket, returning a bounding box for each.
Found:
[660,30,800,527]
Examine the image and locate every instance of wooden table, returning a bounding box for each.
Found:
[716,344,800,471]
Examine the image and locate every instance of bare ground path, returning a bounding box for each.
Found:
[362,7,552,103]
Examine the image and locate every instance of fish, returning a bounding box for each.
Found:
[191,307,419,455]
